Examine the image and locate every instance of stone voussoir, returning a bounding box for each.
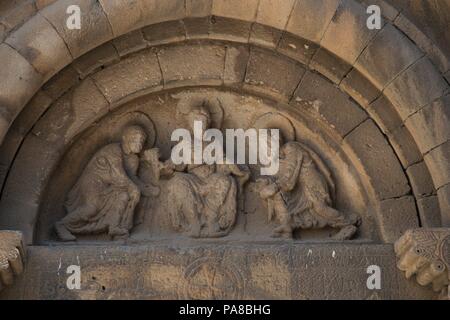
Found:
[315,0,381,66]
[40,0,114,59]
[244,46,306,101]
[285,0,340,44]
[157,43,226,88]
[343,119,411,200]
[91,49,163,104]
[211,0,259,22]
[416,195,442,228]
[384,56,449,121]
[0,134,61,245]
[378,196,419,243]
[99,0,186,38]
[0,43,43,144]
[5,12,73,81]
[353,23,423,90]
[437,183,450,226]
[405,161,436,199]
[405,94,450,154]
[256,0,296,30]
[292,70,368,137]
[423,140,450,190]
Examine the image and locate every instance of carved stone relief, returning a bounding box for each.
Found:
[42,89,369,243]
[0,231,25,290]
[395,228,450,299]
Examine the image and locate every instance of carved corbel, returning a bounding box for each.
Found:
[395,228,450,300]
[0,230,26,291]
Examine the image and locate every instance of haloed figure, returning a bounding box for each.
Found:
[258,133,360,240]
[55,125,159,241]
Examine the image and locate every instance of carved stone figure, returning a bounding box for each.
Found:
[395,228,450,299]
[163,98,250,238]
[0,231,25,290]
[254,113,360,240]
[55,125,159,241]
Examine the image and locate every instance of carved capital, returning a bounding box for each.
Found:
[0,230,26,290]
[395,228,450,299]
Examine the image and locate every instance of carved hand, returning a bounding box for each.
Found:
[0,231,25,290]
[395,228,450,295]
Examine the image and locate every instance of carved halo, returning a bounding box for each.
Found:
[173,92,224,129]
[107,111,156,149]
[252,112,336,200]
[252,112,296,142]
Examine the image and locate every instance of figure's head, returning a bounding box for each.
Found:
[187,105,211,132]
[122,125,147,154]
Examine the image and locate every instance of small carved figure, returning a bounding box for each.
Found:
[254,113,360,240]
[395,228,450,299]
[163,99,250,238]
[55,125,159,241]
[0,230,25,290]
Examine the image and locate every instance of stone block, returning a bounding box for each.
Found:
[343,119,410,200]
[184,17,211,39]
[157,43,225,88]
[209,16,252,43]
[424,140,450,189]
[142,20,186,46]
[318,0,380,65]
[41,0,114,58]
[416,195,442,228]
[406,161,435,198]
[72,42,119,79]
[113,29,147,57]
[387,125,422,168]
[211,0,259,21]
[245,47,305,100]
[340,68,381,107]
[224,45,249,85]
[394,13,449,74]
[256,0,296,30]
[249,23,283,49]
[36,0,57,10]
[384,57,448,120]
[42,65,80,100]
[99,0,185,37]
[0,135,61,244]
[357,0,399,21]
[92,50,162,103]
[405,94,450,154]
[292,71,367,137]
[0,23,6,42]
[378,196,419,243]
[33,78,109,147]
[0,244,436,299]
[0,43,43,125]
[286,0,340,43]
[309,48,352,84]
[277,32,318,66]
[5,13,72,81]
[186,0,213,17]
[354,23,422,90]
[367,95,402,134]
[0,91,52,171]
[0,1,36,30]
[437,184,450,226]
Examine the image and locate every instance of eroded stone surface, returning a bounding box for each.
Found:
[0,243,436,300]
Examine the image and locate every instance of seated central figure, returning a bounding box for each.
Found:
[163,102,249,238]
